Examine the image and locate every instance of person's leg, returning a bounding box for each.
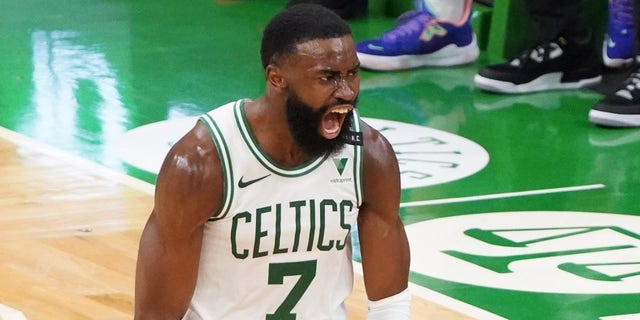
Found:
[355,0,478,71]
[588,65,640,127]
[588,0,640,127]
[637,0,640,48]
[473,0,602,94]
[522,0,590,43]
[417,0,469,22]
[603,0,635,68]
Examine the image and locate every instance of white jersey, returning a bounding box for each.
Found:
[183,99,364,320]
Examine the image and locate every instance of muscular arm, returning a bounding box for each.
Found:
[357,122,410,301]
[134,121,223,319]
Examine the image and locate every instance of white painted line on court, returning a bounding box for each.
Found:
[0,304,27,320]
[600,314,640,320]
[0,126,600,320]
[400,184,606,208]
[0,126,155,195]
[353,262,506,320]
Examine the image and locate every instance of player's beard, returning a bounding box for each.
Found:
[285,92,356,159]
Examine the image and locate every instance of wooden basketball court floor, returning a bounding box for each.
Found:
[1,0,640,319]
[0,128,471,319]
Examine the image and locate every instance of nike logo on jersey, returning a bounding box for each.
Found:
[238,174,271,188]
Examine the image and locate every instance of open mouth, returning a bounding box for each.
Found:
[320,104,353,139]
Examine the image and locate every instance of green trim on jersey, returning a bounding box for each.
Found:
[199,113,234,220]
[199,99,364,218]
[234,100,327,177]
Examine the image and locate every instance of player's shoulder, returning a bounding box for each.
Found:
[159,120,220,178]
[360,119,399,176]
[166,99,246,177]
[361,121,394,157]
[153,120,223,228]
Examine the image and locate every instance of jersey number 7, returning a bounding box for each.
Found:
[267,260,317,320]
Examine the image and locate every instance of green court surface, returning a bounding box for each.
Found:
[1,0,639,319]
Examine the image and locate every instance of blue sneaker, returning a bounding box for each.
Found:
[603,0,635,68]
[356,7,478,71]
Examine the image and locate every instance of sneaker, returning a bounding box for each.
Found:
[589,66,640,127]
[355,7,478,70]
[474,36,602,94]
[603,0,635,68]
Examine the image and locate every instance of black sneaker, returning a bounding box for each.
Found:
[589,66,640,127]
[474,36,602,94]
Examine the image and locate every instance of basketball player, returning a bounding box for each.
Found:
[134,4,410,319]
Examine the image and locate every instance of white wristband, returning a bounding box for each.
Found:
[365,288,411,320]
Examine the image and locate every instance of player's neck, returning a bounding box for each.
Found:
[244,98,311,167]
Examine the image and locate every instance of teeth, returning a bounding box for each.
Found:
[326,126,339,134]
[331,106,351,114]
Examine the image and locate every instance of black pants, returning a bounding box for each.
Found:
[522,0,591,43]
[522,0,640,44]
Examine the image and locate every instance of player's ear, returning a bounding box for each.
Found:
[266,64,287,90]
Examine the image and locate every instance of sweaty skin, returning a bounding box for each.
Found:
[134,34,410,319]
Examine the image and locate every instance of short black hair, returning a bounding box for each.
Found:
[260,3,352,69]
